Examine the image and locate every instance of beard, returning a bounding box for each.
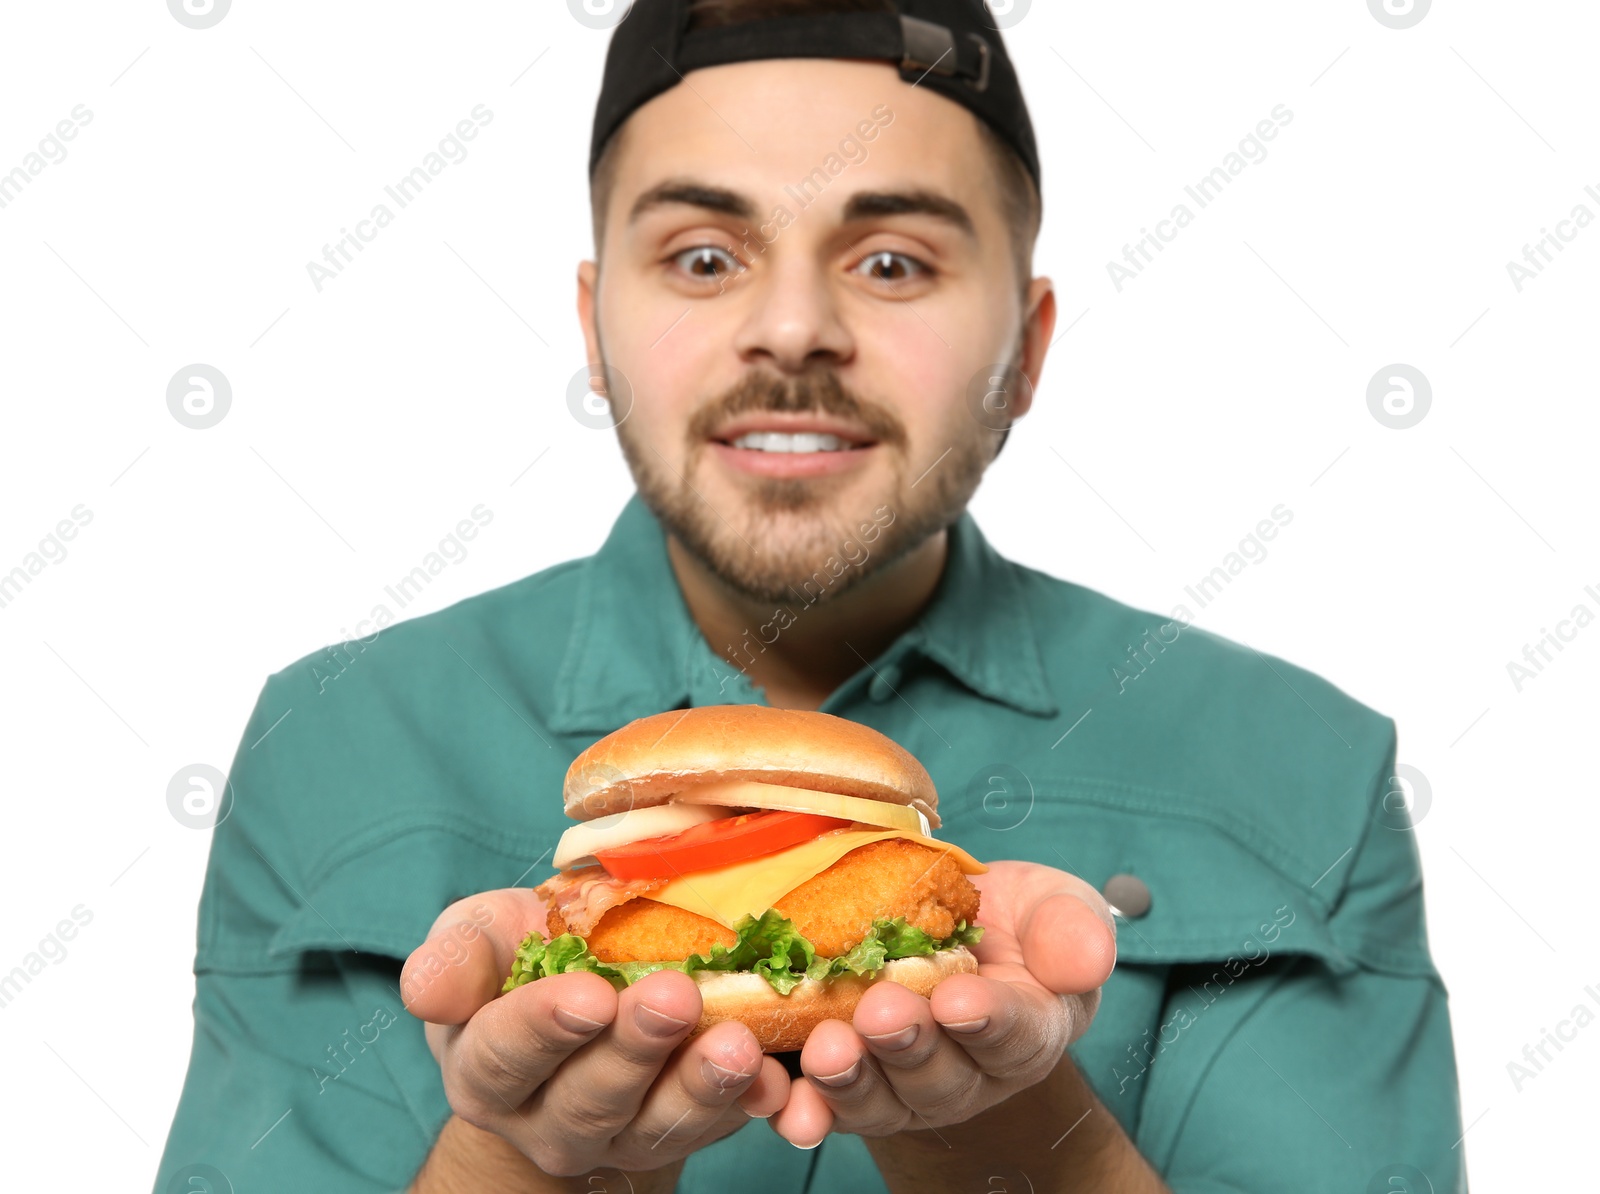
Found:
[607,358,1009,607]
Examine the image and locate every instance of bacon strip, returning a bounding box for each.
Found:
[534,866,669,937]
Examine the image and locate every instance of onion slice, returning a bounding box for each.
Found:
[670,779,929,835]
[552,803,726,869]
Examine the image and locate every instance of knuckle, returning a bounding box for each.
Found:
[552,1083,632,1137]
[843,1101,912,1138]
[609,1141,661,1174]
[529,1140,589,1178]
[451,1029,547,1107]
[475,1029,542,1090]
[614,1112,701,1167]
[917,1081,975,1125]
[815,1070,903,1132]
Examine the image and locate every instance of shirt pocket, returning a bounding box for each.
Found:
[264,816,556,965]
[941,779,1359,1136]
[251,820,557,1139]
[940,778,1355,973]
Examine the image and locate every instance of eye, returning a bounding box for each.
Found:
[852,250,930,285]
[671,245,744,285]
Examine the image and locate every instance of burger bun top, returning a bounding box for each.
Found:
[563,705,940,828]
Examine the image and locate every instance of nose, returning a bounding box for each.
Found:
[730,251,854,374]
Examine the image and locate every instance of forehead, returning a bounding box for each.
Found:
[608,57,993,221]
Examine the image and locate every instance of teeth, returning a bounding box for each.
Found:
[730,431,851,453]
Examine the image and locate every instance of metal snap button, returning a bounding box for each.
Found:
[1102,873,1152,919]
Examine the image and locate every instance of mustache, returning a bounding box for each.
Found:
[687,368,907,447]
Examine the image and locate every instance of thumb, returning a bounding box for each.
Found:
[1018,883,1117,995]
[400,888,548,1025]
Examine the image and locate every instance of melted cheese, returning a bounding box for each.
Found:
[646,828,986,930]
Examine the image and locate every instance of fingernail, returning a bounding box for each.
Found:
[941,1017,990,1035]
[864,1025,918,1051]
[791,1137,824,1150]
[552,1007,607,1034]
[702,1058,755,1091]
[812,1059,861,1088]
[635,1003,692,1037]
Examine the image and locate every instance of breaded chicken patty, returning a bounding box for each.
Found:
[548,895,738,963]
[548,839,980,962]
[777,838,980,956]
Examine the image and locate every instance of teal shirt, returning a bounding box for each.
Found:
[156,494,1466,1192]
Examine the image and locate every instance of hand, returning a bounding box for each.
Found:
[769,860,1116,1147]
[401,889,790,1179]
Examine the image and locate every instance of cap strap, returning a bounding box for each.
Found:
[899,16,990,92]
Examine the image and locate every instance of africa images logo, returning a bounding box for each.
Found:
[167,0,230,30]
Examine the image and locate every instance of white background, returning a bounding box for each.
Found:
[1,1,1594,1189]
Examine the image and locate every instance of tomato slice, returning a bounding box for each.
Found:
[593,810,851,881]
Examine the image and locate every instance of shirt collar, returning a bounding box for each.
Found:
[548,494,1058,734]
[905,506,1059,718]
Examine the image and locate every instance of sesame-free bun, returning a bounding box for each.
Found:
[691,947,979,1053]
[564,705,941,828]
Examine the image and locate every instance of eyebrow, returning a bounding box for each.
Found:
[628,180,758,225]
[627,178,977,241]
[842,189,975,240]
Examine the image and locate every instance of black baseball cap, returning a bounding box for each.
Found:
[589,0,1040,197]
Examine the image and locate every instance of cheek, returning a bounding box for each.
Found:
[613,346,708,452]
[600,299,713,440]
[881,344,976,444]
[868,289,1009,426]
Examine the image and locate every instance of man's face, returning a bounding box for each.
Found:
[579,58,1051,606]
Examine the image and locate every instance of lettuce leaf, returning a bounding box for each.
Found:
[502,932,626,992]
[502,912,983,997]
[807,918,984,982]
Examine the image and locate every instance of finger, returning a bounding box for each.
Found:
[769,1074,834,1150]
[929,972,1076,1079]
[794,1016,911,1138]
[441,971,618,1120]
[402,888,549,1025]
[666,1054,791,1158]
[1018,888,1116,994]
[674,1055,787,1155]
[607,1021,767,1163]
[740,1055,791,1121]
[846,980,990,1129]
[525,969,703,1141]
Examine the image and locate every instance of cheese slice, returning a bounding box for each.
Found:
[647,827,986,930]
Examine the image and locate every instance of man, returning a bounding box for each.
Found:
[155,1,1466,1191]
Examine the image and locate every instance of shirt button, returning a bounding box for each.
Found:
[867,663,901,702]
[1102,874,1152,919]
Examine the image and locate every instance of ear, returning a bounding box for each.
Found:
[1011,276,1057,420]
[576,259,601,364]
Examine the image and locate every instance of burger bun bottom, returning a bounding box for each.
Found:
[691,947,979,1053]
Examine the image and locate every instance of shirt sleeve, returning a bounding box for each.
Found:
[155,965,441,1192]
[1140,726,1467,1193]
[153,677,448,1192]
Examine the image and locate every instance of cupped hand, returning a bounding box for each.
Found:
[401,889,789,1177]
[769,860,1116,1147]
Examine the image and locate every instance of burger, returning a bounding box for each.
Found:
[501,705,985,1051]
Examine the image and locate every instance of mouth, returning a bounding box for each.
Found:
[709,415,880,454]
[706,416,881,479]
